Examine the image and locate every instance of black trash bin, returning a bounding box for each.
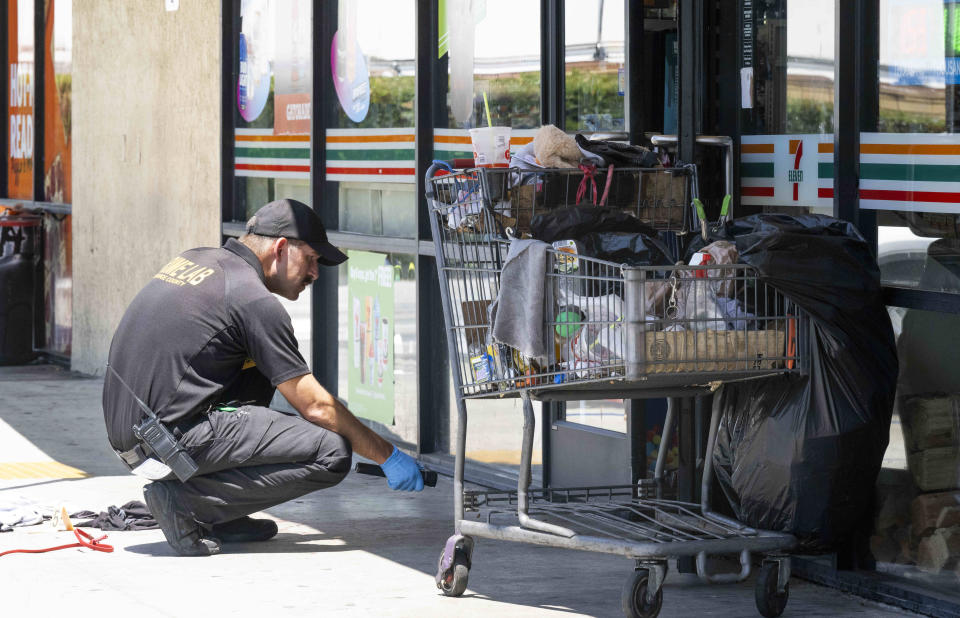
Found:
[0,213,41,365]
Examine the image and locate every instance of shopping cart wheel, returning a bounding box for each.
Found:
[436,548,470,597]
[621,569,663,618]
[755,561,789,617]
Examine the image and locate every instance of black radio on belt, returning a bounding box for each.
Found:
[132,415,199,482]
[108,364,199,482]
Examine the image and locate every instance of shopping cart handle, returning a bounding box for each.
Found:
[353,462,438,487]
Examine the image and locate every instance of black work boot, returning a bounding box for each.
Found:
[210,516,279,543]
[143,481,220,556]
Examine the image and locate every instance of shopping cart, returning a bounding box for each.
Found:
[425,162,806,618]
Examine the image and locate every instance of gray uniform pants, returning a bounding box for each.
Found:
[162,405,352,525]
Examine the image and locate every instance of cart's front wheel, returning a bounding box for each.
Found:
[437,549,469,597]
[621,569,663,618]
[755,561,789,617]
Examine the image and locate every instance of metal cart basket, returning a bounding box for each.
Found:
[426,163,805,618]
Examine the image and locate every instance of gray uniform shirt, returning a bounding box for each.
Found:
[103,238,310,451]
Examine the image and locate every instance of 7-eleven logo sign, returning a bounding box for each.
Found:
[788,139,804,201]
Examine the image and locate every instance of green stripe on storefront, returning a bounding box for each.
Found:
[820,162,960,182]
[436,149,473,159]
[235,147,311,159]
[740,162,774,178]
[860,163,960,182]
[325,148,415,161]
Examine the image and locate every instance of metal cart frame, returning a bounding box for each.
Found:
[425,162,801,618]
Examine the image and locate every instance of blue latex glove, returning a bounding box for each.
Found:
[380,446,424,492]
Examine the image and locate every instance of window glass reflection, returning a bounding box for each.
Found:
[740,0,834,215]
[232,0,311,222]
[445,0,541,128]
[873,0,960,590]
[564,0,625,132]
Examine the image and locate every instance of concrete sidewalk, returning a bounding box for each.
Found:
[0,365,916,617]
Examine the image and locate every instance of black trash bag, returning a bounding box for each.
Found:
[579,231,673,267]
[530,205,657,243]
[711,213,897,551]
[574,134,661,168]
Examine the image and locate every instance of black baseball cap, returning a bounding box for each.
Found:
[246,199,347,266]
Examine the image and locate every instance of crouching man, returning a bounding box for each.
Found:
[102,199,422,556]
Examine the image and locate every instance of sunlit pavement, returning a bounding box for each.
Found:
[0,364,917,617]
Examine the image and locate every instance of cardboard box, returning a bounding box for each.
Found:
[460,300,491,348]
[638,171,687,230]
[908,447,960,492]
[912,491,960,537]
[900,393,960,452]
[639,329,786,374]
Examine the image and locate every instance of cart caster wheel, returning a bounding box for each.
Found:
[755,561,789,617]
[437,549,470,597]
[621,569,663,618]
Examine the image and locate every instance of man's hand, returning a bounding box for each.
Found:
[380,446,424,492]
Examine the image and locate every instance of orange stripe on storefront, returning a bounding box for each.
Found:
[861,144,960,156]
[236,135,309,142]
[818,143,833,154]
[326,134,415,143]
[434,135,534,145]
[742,143,774,154]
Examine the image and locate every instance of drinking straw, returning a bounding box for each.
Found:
[482,92,493,127]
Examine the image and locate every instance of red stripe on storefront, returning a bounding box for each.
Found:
[326,167,415,175]
[235,163,310,172]
[741,186,775,197]
[818,188,834,198]
[860,189,960,203]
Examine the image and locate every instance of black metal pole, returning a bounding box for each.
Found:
[540,0,564,128]
[833,0,859,231]
[221,0,237,225]
[677,0,698,164]
[626,399,646,487]
[625,0,645,145]
[415,0,448,455]
[33,0,43,202]
[857,0,879,256]
[0,3,7,197]
[539,0,566,481]
[32,0,45,352]
[311,0,340,393]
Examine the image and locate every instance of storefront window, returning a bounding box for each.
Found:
[741,0,834,215]
[444,0,541,129]
[232,0,312,367]
[41,0,72,356]
[437,3,544,471]
[233,0,311,223]
[328,0,417,238]
[564,0,625,132]
[871,0,960,591]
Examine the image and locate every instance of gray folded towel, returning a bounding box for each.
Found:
[489,239,554,359]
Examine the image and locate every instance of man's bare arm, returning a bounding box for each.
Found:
[277,373,393,464]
